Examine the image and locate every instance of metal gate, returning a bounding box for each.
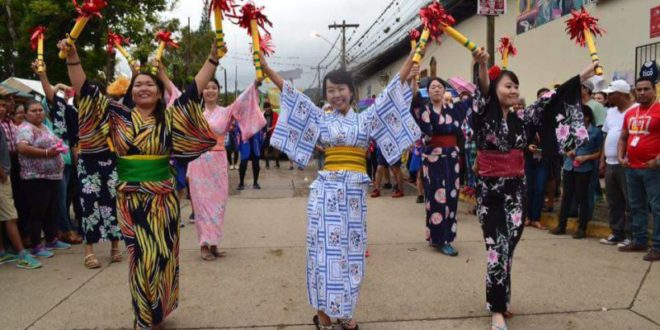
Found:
[635,41,660,76]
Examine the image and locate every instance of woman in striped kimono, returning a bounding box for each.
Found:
[187,79,265,260]
[59,39,217,329]
[262,50,421,330]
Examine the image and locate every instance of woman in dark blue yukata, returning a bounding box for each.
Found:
[410,76,475,256]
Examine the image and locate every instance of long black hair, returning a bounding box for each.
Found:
[128,72,167,127]
[473,69,521,145]
[323,70,355,103]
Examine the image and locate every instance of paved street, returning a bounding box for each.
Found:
[1,164,659,330]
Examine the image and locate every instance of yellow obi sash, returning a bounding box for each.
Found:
[117,155,170,182]
[323,146,367,174]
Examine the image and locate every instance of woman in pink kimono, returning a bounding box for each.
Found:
[187,78,265,260]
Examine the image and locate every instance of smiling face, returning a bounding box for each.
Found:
[131,74,162,110]
[325,79,352,114]
[495,74,520,109]
[428,79,446,104]
[203,80,220,104]
[25,102,45,126]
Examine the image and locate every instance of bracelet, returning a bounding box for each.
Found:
[66,61,81,66]
[208,58,219,66]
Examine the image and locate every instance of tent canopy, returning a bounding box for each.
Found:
[2,77,45,96]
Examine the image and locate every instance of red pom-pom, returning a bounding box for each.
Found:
[488,65,502,81]
[156,30,179,49]
[72,0,108,18]
[419,0,455,44]
[29,26,46,51]
[497,36,517,57]
[565,6,605,47]
[258,34,275,56]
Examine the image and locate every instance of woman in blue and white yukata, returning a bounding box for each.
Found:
[261,50,421,330]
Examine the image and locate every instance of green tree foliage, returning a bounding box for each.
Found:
[0,0,179,85]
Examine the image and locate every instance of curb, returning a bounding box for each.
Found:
[459,193,612,239]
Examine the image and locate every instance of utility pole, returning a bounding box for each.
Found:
[223,67,228,105]
[234,64,238,99]
[328,20,359,70]
[317,65,322,104]
[186,17,192,81]
[487,16,495,68]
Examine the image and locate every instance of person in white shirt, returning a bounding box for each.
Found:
[599,80,637,246]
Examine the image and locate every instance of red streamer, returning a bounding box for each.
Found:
[419,0,455,44]
[209,0,238,15]
[72,0,108,18]
[29,26,46,51]
[229,2,272,36]
[156,30,179,49]
[409,29,421,42]
[565,6,605,47]
[106,31,129,55]
[497,36,517,57]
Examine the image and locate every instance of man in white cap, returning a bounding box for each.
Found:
[599,80,637,246]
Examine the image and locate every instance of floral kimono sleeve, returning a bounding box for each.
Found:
[525,75,587,153]
[228,83,266,141]
[169,83,216,158]
[78,81,113,153]
[270,81,323,167]
[362,74,421,164]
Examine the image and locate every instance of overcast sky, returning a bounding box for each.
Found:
[154,0,408,91]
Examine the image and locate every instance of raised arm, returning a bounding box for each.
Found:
[260,53,284,91]
[194,41,221,95]
[474,48,490,96]
[157,61,175,98]
[57,39,85,97]
[398,48,416,85]
[32,61,55,103]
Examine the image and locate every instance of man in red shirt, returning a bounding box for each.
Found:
[617,77,660,261]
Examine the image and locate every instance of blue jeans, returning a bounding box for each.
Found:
[55,165,74,232]
[525,159,549,222]
[626,168,660,251]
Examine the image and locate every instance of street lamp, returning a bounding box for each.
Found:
[311,32,341,53]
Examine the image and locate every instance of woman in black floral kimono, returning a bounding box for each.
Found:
[471,50,598,330]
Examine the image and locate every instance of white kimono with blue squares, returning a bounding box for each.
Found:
[271,74,421,318]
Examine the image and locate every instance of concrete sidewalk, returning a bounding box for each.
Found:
[1,165,659,330]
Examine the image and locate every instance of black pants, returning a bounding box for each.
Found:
[9,153,28,238]
[23,179,59,247]
[558,170,592,230]
[239,155,260,185]
[263,139,280,167]
[226,146,239,166]
[605,164,630,238]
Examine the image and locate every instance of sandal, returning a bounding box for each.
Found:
[201,246,215,261]
[531,222,547,230]
[338,318,359,330]
[312,315,334,330]
[84,254,101,269]
[210,246,225,258]
[503,310,514,319]
[110,248,123,263]
[491,323,508,330]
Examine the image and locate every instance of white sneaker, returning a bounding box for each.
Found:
[617,239,632,248]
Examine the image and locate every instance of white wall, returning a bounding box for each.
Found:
[357,0,660,99]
